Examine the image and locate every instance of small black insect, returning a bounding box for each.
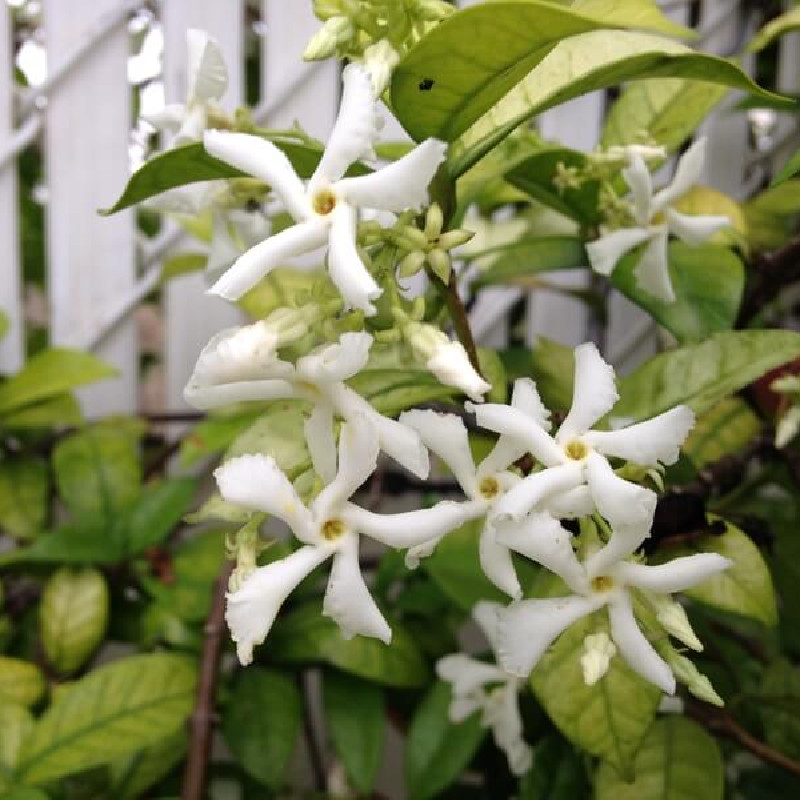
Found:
[419,78,435,91]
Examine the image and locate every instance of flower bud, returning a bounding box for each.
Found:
[363,40,400,96]
[651,595,702,651]
[418,0,456,21]
[424,203,444,239]
[427,247,452,283]
[398,250,427,278]
[303,16,353,61]
[664,650,723,706]
[580,631,616,686]
[393,225,429,251]
[438,229,474,251]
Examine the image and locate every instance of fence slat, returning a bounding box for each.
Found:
[44,0,136,414]
[0,4,23,373]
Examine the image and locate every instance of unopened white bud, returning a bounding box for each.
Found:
[303,16,353,61]
[363,40,400,95]
[580,631,616,686]
[651,595,702,651]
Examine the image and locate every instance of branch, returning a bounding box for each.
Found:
[442,270,482,373]
[738,232,800,325]
[181,561,234,800]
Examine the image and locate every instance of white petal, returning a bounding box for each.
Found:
[297,331,373,383]
[665,208,730,245]
[651,137,706,214]
[489,686,532,776]
[585,450,656,532]
[496,512,587,594]
[203,131,310,221]
[214,454,316,542]
[209,219,329,301]
[616,553,732,594]
[492,462,585,522]
[226,545,329,664]
[479,523,522,599]
[510,377,551,430]
[585,406,694,467]
[477,438,527,480]
[327,204,382,315]
[543,485,594,518]
[310,64,379,190]
[623,152,654,226]
[436,653,506,695]
[343,499,485,549]
[335,138,448,213]
[184,377,296,409]
[471,404,564,467]
[142,103,186,132]
[323,536,391,643]
[206,211,243,281]
[498,596,601,677]
[186,29,228,103]
[427,340,491,402]
[472,600,505,652]
[608,593,675,693]
[557,342,618,442]
[399,410,477,495]
[584,523,650,579]
[305,403,337,485]
[633,227,675,302]
[175,104,208,145]
[586,228,651,277]
[404,535,445,569]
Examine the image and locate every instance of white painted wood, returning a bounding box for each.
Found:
[44,0,136,414]
[0,4,23,372]
[161,0,246,409]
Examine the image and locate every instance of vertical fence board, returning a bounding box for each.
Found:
[44,0,136,414]
[0,5,23,372]
[161,0,245,409]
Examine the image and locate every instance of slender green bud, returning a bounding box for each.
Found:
[664,649,724,706]
[303,16,353,60]
[398,250,426,278]
[418,0,456,21]
[394,225,429,251]
[437,229,474,251]
[424,203,444,239]
[428,248,452,283]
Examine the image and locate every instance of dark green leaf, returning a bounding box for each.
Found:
[759,659,800,760]
[0,458,48,541]
[0,523,123,567]
[519,734,589,800]
[108,729,187,800]
[122,477,196,556]
[178,409,263,467]
[773,146,800,187]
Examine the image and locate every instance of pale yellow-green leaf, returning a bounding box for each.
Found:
[683,397,762,469]
[0,658,46,708]
[749,5,800,52]
[671,185,748,251]
[573,0,694,39]
[0,703,35,789]
[0,459,49,541]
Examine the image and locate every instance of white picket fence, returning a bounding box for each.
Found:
[0,0,798,416]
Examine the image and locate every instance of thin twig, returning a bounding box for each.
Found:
[442,269,483,373]
[300,671,327,792]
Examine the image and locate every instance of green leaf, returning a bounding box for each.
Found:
[519,734,589,800]
[108,729,187,800]
[601,78,727,151]
[178,409,263,467]
[0,458,48,541]
[406,681,486,800]
[0,523,123,567]
[270,601,430,688]
[323,670,385,795]
[222,668,301,788]
[16,653,197,785]
[749,5,800,52]
[349,368,456,416]
[613,330,800,421]
[39,567,109,674]
[0,658,45,708]
[530,337,575,413]
[238,267,330,319]
[594,716,723,799]
[572,0,694,38]
[0,311,8,342]
[0,789,48,800]
[759,659,800,759]
[773,146,800,187]
[122,477,196,556]
[0,393,82,429]
[159,251,207,283]
[0,704,34,790]
[683,397,762,469]
[0,349,115,416]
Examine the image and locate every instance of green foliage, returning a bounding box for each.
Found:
[0,458,48,541]
[519,734,589,799]
[683,397,762,469]
[773,147,800,187]
[0,658,46,708]
[759,659,800,760]
[0,704,34,790]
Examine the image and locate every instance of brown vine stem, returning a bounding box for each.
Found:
[738,231,800,325]
[182,561,234,800]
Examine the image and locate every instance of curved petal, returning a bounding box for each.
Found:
[214,454,316,542]
[543,485,594,519]
[404,534,445,569]
[175,105,208,144]
[633,227,674,303]
[426,340,491,402]
[496,512,587,594]
[184,377,296,409]
[477,437,527,480]
[585,451,657,532]
[449,691,485,722]
[489,686,532,776]
[226,545,329,664]
[492,462,585,522]
[651,137,706,215]
[187,29,228,102]
[586,228,651,277]
[335,138,448,212]
[206,212,243,280]
[584,405,694,466]
[479,522,521,599]
[203,131,310,221]
[327,203,382,315]
[584,523,650,579]
[209,219,329,301]
[615,553,732,594]
[305,402,337,485]
[623,152,654,225]
[557,342,619,443]
[472,600,505,651]
[510,377,551,429]
[498,596,601,677]
[436,653,506,695]
[296,331,373,383]
[143,103,186,132]
[310,63,379,190]
[665,208,730,245]
[608,593,675,693]
[399,409,477,495]
[323,535,391,643]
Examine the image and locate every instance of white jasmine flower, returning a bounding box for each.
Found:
[362,40,400,95]
[469,342,695,537]
[144,29,228,145]
[580,632,617,686]
[586,138,730,302]
[216,417,483,664]
[436,602,532,776]
[495,512,731,693]
[185,326,429,479]
[203,63,447,313]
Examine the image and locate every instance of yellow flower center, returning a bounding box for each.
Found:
[591,575,614,593]
[564,439,589,461]
[312,189,337,215]
[478,476,500,499]
[321,518,346,541]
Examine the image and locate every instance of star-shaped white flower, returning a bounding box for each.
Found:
[185,324,430,480]
[586,138,730,302]
[216,416,483,664]
[202,63,447,314]
[494,512,731,693]
[144,29,228,146]
[437,602,532,776]
[470,342,695,540]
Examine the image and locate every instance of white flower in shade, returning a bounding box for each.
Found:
[216,416,483,664]
[494,511,731,693]
[185,326,430,479]
[586,138,730,302]
[436,602,532,776]
[469,342,695,539]
[202,63,447,313]
[144,29,228,145]
[400,379,592,597]
[580,632,617,686]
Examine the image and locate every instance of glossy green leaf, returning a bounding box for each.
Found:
[122,477,196,556]
[323,670,385,795]
[0,658,45,708]
[108,729,187,800]
[222,668,302,788]
[519,734,589,800]
[683,397,762,469]
[16,653,197,785]
[39,567,109,674]
[0,704,34,790]
[614,330,800,421]
[178,409,263,467]
[749,5,800,52]
[759,659,800,759]
[270,601,430,687]
[773,146,800,187]
[594,716,723,799]
[0,459,48,541]
[406,681,486,800]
